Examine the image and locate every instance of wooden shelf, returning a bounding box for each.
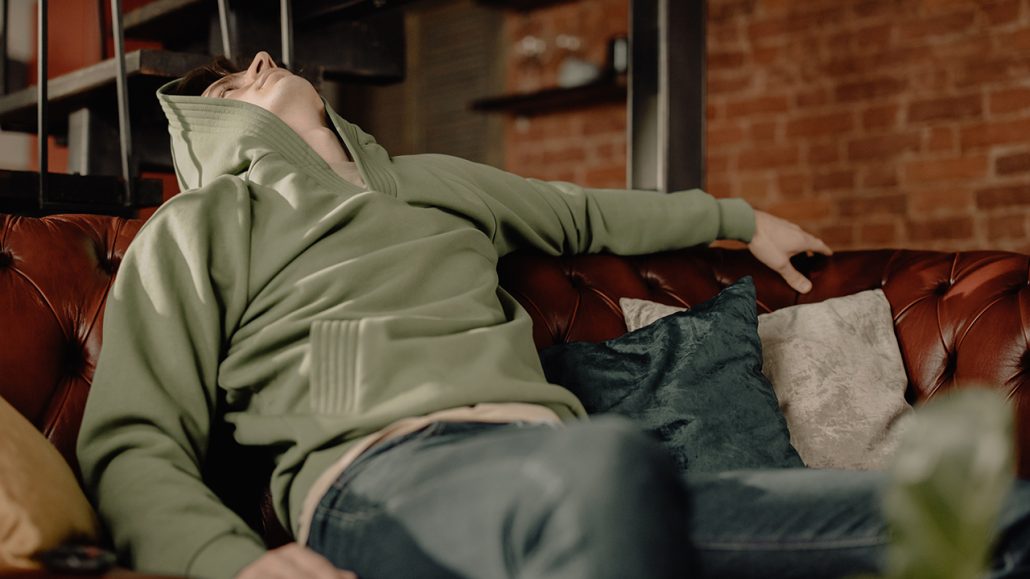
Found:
[475,0,577,11]
[0,50,211,135]
[471,76,626,116]
[124,0,208,41]
[125,0,418,40]
[0,170,163,215]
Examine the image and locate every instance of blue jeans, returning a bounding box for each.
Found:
[305,418,1030,578]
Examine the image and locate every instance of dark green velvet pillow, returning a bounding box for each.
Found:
[540,276,804,472]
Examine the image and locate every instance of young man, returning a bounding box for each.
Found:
[76,52,1030,579]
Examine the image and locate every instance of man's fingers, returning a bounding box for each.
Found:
[280,545,356,579]
[812,235,833,256]
[778,264,813,294]
[237,544,358,579]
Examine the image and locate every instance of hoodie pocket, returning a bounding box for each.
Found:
[309,319,361,414]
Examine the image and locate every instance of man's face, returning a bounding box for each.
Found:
[202,51,326,134]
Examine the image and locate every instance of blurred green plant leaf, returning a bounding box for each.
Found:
[856,387,1015,579]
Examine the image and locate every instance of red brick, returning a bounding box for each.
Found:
[1001,27,1030,51]
[986,214,1027,241]
[835,77,907,103]
[706,178,735,198]
[862,105,899,131]
[711,0,757,22]
[904,156,989,184]
[813,170,855,192]
[583,165,627,188]
[541,147,588,164]
[737,172,774,196]
[726,95,792,117]
[847,133,921,161]
[806,143,840,165]
[956,55,1030,87]
[839,193,908,217]
[749,120,780,142]
[859,221,900,245]
[753,46,782,64]
[582,108,627,136]
[862,166,899,188]
[786,112,854,138]
[997,152,1030,175]
[707,153,732,174]
[709,51,747,68]
[796,89,830,108]
[778,172,809,198]
[854,24,893,50]
[908,188,975,214]
[747,19,793,44]
[709,124,748,147]
[709,75,753,95]
[737,145,800,170]
[768,198,834,222]
[961,118,1030,150]
[927,127,956,153]
[594,137,627,162]
[757,0,792,13]
[905,216,975,241]
[907,94,983,123]
[976,184,1030,208]
[985,0,1021,26]
[898,11,976,39]
[989,87,1030,115]
[815,224,855,247]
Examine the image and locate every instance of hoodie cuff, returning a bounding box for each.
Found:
[716,198,756,242]
[186,533,266,579]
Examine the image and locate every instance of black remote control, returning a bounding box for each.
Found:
[36,544,117,574]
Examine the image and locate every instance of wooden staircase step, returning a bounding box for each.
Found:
[124,0,207,41]
[0,170,163,215]
[0,50,211,135]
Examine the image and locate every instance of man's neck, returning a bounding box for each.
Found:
[296,124,366,188]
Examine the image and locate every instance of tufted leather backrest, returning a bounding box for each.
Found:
[498,248,1030,479]
[3,213,1029,547]
[0,214,142,474]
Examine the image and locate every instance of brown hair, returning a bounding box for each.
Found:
[173,56,243,96]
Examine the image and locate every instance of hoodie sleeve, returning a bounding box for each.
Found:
[394,153,755,257]
[76,178,266,579]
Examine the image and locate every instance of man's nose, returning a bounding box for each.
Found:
[247,51,277,78]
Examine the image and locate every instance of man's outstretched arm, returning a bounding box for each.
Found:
[396,154,830,292]
[76,181,267,579]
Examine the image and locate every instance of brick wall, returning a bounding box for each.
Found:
[502,0,629,188]
[709,0,1030,251]
[504,0,1030,252]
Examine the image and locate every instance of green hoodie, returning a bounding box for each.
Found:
[76,81,756,579]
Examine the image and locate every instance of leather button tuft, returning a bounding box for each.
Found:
[98,256,121,275]
[934,281,951,295]
[0,250,11,268]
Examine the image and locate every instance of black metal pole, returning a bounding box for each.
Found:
[1,0,9,95]
[37,0,47,207]
[217,0,232,60]
[111,0,133,205]
[280,0,292,69]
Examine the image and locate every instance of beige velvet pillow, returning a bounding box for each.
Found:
[0,396,99,571]
[621,289,913,470]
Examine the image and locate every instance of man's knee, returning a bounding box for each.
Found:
[552,417,685,512]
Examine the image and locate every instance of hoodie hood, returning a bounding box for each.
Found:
[156,79,396,195]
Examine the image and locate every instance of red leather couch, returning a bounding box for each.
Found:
[2,212,1029,577]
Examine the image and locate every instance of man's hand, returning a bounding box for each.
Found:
[747,210,833,294]
[237,543,357,579]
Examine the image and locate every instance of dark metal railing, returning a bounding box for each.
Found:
[37,0,47,207]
